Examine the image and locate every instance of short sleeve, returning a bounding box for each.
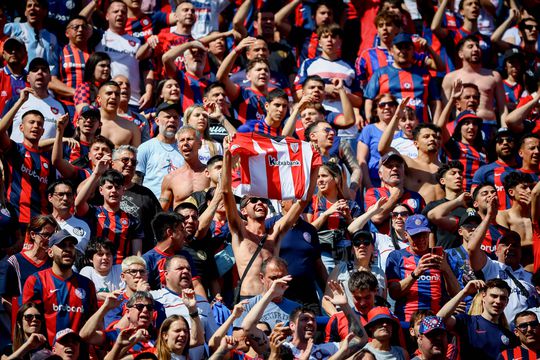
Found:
[364,70,381,100]
[385,251,402,282]
[482,258,500,281]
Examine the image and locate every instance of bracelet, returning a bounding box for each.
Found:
[189,310,199,318]
[411,272,419,280]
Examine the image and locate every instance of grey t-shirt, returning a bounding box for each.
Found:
[363,343,408,360]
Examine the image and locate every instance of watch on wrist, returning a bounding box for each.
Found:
[189,310,199,318]
[411,271,419,280]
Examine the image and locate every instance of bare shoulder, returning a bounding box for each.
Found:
[116,116,140,130]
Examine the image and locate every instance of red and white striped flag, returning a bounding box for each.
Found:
[229,132,321,200]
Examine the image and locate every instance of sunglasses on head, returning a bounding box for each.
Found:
[516,320,539,331]
[130,303,154,312]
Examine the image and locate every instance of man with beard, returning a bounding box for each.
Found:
[364,151,425,234]
[364,33,442,124]
[473,128,518,210]
[23,229,98,345]
[437,279,519,359]
[379,99,445,203]
[411,316,449,360]
[0,37,27,114]
[96,81,141,147]
[111,145,161,253]
[160,126,210,210]
[136,102,184,198]
[441,36,508,138]
[498,311,540,359]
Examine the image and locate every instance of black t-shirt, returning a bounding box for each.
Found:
[120,184,161,253]
[183,240,219,289]
[423,198,466,249]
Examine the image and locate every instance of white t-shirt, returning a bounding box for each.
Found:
[57,215,91,253]
[79,264,124,293]
[136,138,185,198]
[191,0,230,39]
[198,141,223,165]
[10,94,66,142]
[374,233,409,270]
[95,30,142,106]
[391,137,418,159]
[482,259,537,322]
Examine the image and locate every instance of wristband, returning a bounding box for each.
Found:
[189,310,199,318]
[411,272,419,280]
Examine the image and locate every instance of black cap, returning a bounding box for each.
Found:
[379,150,404,167]
[3,37,25,52]
[351,230,374,245]
[28,57,50,73]
[48,229,77,248]
[502,48,524,63]
[79,105,100,119]
[459,208,482,227]
[494,127,514,141]
[392,33,413,45]
[156,101,179,116]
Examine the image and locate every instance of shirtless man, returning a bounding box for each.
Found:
[96,81,141,148]
[222,137,317,299]
[497,171,535,271]
[378,98,444,203]
[441,36,508,134]
[160,126,209,210]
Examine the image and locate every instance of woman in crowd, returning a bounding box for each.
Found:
[74,52,111,113]
[3,303,48,360]
[184,105,223,165]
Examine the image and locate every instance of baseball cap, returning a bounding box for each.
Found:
[502,48,524,63]
[54,328,81,344]
[364,307,399,331]
[28,57,50,73]
[379,150,404,167]
[79,105,100,119]
[455,110,482,126]
[494,127,514,141]
[48,229,77,248]
[392,32,413,45]
[351,230,374,246]
[405,214,431,236]
[3,37,25,52]
[156,101,179,116]
[419,316,447,335]
[459,208,482,227]
[176,196,199,212]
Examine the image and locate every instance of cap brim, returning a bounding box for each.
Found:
[407,227,431,236]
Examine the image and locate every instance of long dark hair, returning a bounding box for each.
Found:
[83,52,111,83]
[13,302,47,352]
[388,203,413,251]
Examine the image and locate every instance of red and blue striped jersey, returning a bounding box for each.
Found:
[176,70,210,113]
[443,138,487,192]
[63,140,90,164]
[237,119,283,137]
[85,206,145,264]
[386,248,444,323]
[142,247,198,289]
[126,16,155,42]
[364,65,440,123]
[448,27,493,65]
[6,252,50,299]
[298,30,320,67]
[56,45,89,106]
[472,160,516,210]
[484,224,510,256]
[0,66,27,115]
[503,80,523,111]
[232,86,268,124]
[4,142,56,224]
[22,268,98,345]
[364,187,425,234]
[498,346,538,360]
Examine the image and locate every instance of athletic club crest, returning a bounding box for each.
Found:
[290,143,299,153]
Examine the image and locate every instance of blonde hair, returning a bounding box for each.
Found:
[468,292,509,330]
[183,105,218,158]
[121,256,147,272]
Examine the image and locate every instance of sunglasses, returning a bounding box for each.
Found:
[23,314,42,322]
[378,101,398,108]
[116,157,137,165]
[352,238,373,247]
[516,320,539,331]
[523,24,538,31]
[248,197,267,204]
[130,303,154,312]
[391,211,409,218]
[496,137,514,144]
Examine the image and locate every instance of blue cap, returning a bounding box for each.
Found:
[455,110,482,126]
[79,105,100,119]
[405,214,431,236]
[392,32,413,45]
[48,229,77,248]
[419,316,447,335]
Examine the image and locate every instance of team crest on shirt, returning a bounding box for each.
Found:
[129,40,136,47]
[230,144,240,151]
[501,335,510,345]
[142,19,149,26]
[51,107,59,114]
[406,199,418,210]
[66,0,75,9]
[43,162,49,169]
[73,227,84,236]
[290,143,299,154]
[303,232,311,243]
[0,208,10,217]
[75,288,86,299]
[404,83,412,89]
[121,219,128,225]
[0,91,6,97]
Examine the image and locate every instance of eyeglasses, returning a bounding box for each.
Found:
[352,238,373,247]
[68,24,86,30]
[124,269,147,276]
[378,101,398,109]
[115,157,137,166]
[53,192,73,198]
[391,211,409,218]
[524,24,538,31]
[516,320,539,331]
[130,303,154,312]
[35,232,54,239]
[23,314,42,322]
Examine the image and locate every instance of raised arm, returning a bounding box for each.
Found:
[347,197,388,233]
[162,40,208,78]
[222,137,244,244]
[490,9,519,50]
[208,300,248,352]
[197,181,222,240]
[275,0,301,34]
[281,95,313,137]
[467,195,497,271]
[216,37,257,102]
[182,288,205,347]
[335,79,356,128]
[506,91,540,133]
[0,88,33,151]
[339,141,362,198]
[431,0,450,39]
[426,192,471,231]
[52,114,78,179]
[435,78,461,144]
[494,71,509,127]
[378,97,410,155]
[79,291,123,346]
[232,0,252,34]
[74,155,110,216]
[436,280,485,329]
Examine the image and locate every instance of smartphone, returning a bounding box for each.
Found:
[431,246,443,256]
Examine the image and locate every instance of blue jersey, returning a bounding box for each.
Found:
[364,65,440,123]
[5,252,51,300]
[237,119,283,137]
[142,247,198,290]
[443,138,487,192]
[231,86,268,124]
[23,268,98,345]
[472,160,516,210]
